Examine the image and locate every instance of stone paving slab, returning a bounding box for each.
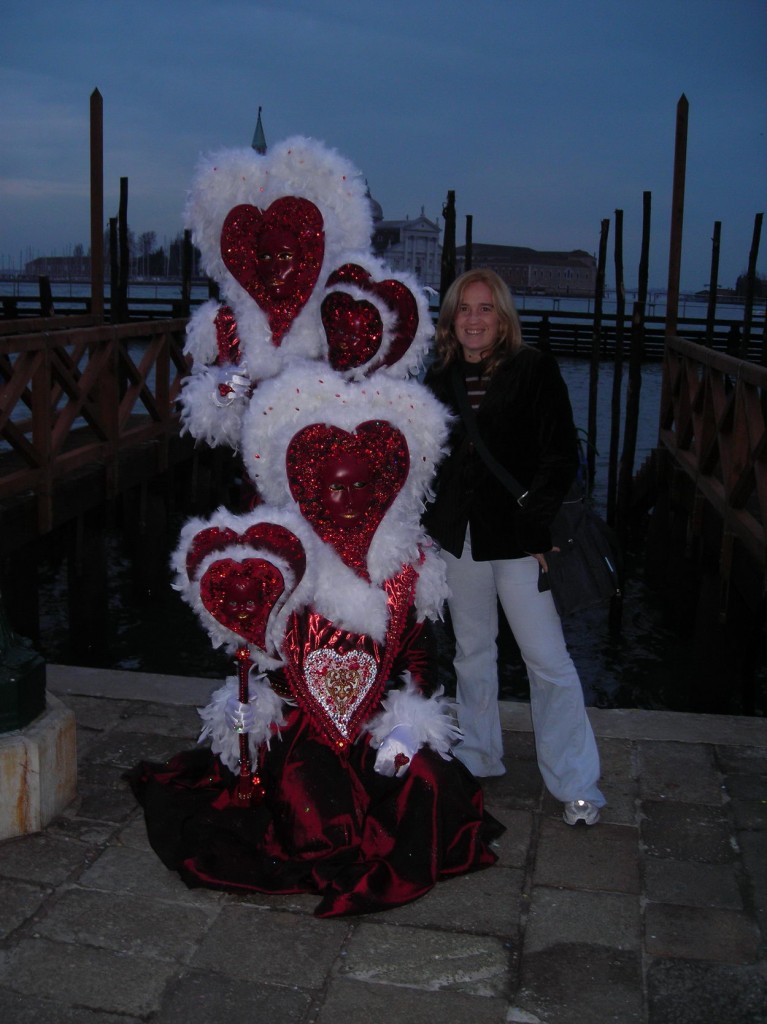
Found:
[0,669,764,1024]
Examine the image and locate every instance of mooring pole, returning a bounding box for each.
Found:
[90,88,104,321]
[665,94,688,341]
[587,218,609,492]
[440,190,456,303]
[742,211,763,357]
[607,209,625,526]
[705,221,721,347]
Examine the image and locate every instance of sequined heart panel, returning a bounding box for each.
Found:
[220,197,325,345]
[286,421,409,576]
[200,558,285,649]
[324,263,419,372]
[303,647,379,743]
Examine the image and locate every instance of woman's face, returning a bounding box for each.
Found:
[453,280,500,363]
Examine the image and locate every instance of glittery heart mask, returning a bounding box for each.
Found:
[189,523,307,649]
[220,197,325,345]
[286,421,409,576]
[322,263,419,373]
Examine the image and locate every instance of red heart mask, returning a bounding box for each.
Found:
[200,558,284,649]
[320,292,383,372]
[220,197,325,345]
[324,263,419,372]
[286,420,409,576]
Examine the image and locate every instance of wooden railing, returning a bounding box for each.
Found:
[0,318,190,533]
[659,335,767,568]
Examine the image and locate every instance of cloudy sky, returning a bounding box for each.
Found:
[2,0,765,291]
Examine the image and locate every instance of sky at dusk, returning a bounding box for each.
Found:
[2,0,765,292]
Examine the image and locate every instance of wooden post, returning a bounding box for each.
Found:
[587,219,609,492]
[465,215,473,271]
[118,176,129,323]
[440,190,456,303]
[180,229,193,317]
[741,211,763,358]
[665,94,688,341]
[638,191,651,308]
[109,217,119,324]
[615,192,651,547]
[705,221,721,347]
[607,209,625,526]
[38,276,54,317]
[89,89,104,321]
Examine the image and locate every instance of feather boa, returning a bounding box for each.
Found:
[198,673,289,773]
[364,674,461,759]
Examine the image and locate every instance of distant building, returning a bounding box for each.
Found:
[370,198,442,290]
[457,243,597,296]
[25,254,90,279]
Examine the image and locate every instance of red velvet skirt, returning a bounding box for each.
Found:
[127,712,504,917]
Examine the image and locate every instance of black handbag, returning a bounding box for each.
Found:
[449,364,621,618]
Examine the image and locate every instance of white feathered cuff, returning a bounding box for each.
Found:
[363,673,461,761]
[198,672,288,773]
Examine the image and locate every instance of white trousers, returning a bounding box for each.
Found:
[440,532,605,805]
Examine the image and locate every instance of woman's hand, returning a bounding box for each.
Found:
[528,547,560,573]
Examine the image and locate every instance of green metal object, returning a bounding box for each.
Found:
[0,590,46,733]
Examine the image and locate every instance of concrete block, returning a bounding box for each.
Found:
[0,693,77,840]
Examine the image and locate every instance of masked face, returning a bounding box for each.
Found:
[319,452,373,523]
[253,226,302,300]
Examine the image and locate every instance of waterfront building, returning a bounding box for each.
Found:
[457,243,597,296]
[370,197,442,290]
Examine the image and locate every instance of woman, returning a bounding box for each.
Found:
[423,268,605,825]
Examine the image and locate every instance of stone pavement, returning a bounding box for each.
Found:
[0,664,765,1024]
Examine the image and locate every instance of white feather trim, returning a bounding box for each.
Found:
[413,543,450,622]
[198,673,288,773]
[241,364,451,585]
[364,674,460,760]
[182,138,372,372]
[321,252,435,382]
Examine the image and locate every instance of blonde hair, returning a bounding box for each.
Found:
[434,268,523,373]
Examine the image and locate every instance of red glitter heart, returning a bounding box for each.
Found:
[200,558,285,648]
[320,292,383,372]
[220,197,325,345]
[325,264,419,369]
[286,421,409,576]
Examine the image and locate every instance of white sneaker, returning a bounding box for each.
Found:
[563,799,600,826]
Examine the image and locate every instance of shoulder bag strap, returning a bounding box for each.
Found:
[450,363,528,505]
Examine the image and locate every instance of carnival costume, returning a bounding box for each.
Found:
[128,137,502,917]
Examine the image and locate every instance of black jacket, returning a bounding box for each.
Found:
[423,346,579,560]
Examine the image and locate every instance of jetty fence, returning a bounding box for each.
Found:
[2,288,765,363]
